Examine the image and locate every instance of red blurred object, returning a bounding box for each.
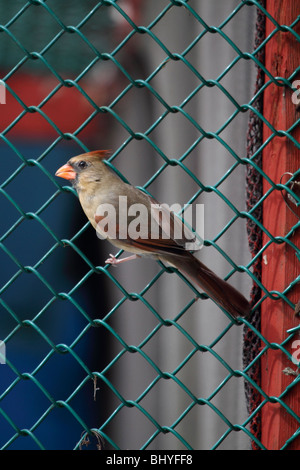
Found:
[0,0,143,141]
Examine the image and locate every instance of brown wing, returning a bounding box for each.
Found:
[149,196,202,252]
[95,188,202,256]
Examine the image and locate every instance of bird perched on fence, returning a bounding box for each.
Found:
[56,150,250,319]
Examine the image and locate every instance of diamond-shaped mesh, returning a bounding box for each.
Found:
[0,0,299,450]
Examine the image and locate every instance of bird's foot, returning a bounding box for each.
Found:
[105,253,140,267]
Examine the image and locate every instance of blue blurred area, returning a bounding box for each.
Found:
[0,140,108,449]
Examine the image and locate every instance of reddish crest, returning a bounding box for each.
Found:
[86,150,112,160]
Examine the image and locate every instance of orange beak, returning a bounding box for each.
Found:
[55,163,76,181]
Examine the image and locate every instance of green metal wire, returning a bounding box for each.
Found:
[0,0,299,450]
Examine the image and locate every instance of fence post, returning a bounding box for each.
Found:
[261,0,300,450]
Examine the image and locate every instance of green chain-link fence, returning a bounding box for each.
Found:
[0,0,299,450]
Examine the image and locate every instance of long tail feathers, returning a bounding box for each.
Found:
[161,252,251,318]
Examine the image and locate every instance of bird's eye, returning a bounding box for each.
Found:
[78,160,88,169]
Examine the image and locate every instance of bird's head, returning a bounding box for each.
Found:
[55,150,112,188]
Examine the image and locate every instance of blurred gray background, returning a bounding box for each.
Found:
[106,0,256,450]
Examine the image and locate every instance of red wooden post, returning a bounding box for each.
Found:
[261,0,300,450]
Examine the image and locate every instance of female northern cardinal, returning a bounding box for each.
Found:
[56,150,251,318]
